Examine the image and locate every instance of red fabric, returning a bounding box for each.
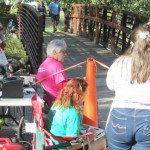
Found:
[0,41,6,50]
[56,80,67,91]
[0,138,21,149]
[0,26,3,31]
[31,94,44,128]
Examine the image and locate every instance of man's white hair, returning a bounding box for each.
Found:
[47,39,67,56]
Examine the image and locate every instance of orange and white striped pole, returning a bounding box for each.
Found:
[83,58,98,127]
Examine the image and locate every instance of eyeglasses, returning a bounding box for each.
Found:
[61,50,67,55]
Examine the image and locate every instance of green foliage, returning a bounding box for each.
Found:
[0,0,19,15]
[44,0,51,5]
[0,2,11,15]
[0,0,149,16]
[60,0,149,16]
[10,3,18,14]
[109,0,150,16]
[5,37,28,62]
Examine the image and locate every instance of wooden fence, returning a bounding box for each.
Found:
[64,4,149,54]
[17,4,43,73]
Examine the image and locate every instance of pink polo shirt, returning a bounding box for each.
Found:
[36,57,67,99]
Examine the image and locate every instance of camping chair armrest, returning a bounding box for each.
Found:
[42,127,93,142]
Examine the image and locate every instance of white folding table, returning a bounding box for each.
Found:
[0,91,42,107]
[0,76,44,141]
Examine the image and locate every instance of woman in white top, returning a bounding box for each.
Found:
[105,26,150,150]
[0,25,10,77]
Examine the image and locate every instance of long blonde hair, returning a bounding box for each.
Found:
[52,78,88,112]
[120,26,150,83]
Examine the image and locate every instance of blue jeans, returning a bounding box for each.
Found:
[105,108,150,150]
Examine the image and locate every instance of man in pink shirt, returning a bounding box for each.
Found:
[36,39,68,107]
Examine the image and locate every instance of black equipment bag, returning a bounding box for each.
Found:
[0,76,23,98]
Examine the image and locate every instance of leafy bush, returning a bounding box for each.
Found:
[5,37,28,62]
[4,37,32,74]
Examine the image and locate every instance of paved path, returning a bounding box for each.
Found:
[0,29,117,139]
[43,31,117,128]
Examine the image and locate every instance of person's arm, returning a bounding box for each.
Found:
[106,61,116,91]
[55,63,68,90]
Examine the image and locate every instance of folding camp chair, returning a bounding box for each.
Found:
[31,94,93,150]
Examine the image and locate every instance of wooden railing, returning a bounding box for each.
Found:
[17,4,43,73]
[64,4,149,55]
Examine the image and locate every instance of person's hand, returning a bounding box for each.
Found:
[87,129,96,142]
